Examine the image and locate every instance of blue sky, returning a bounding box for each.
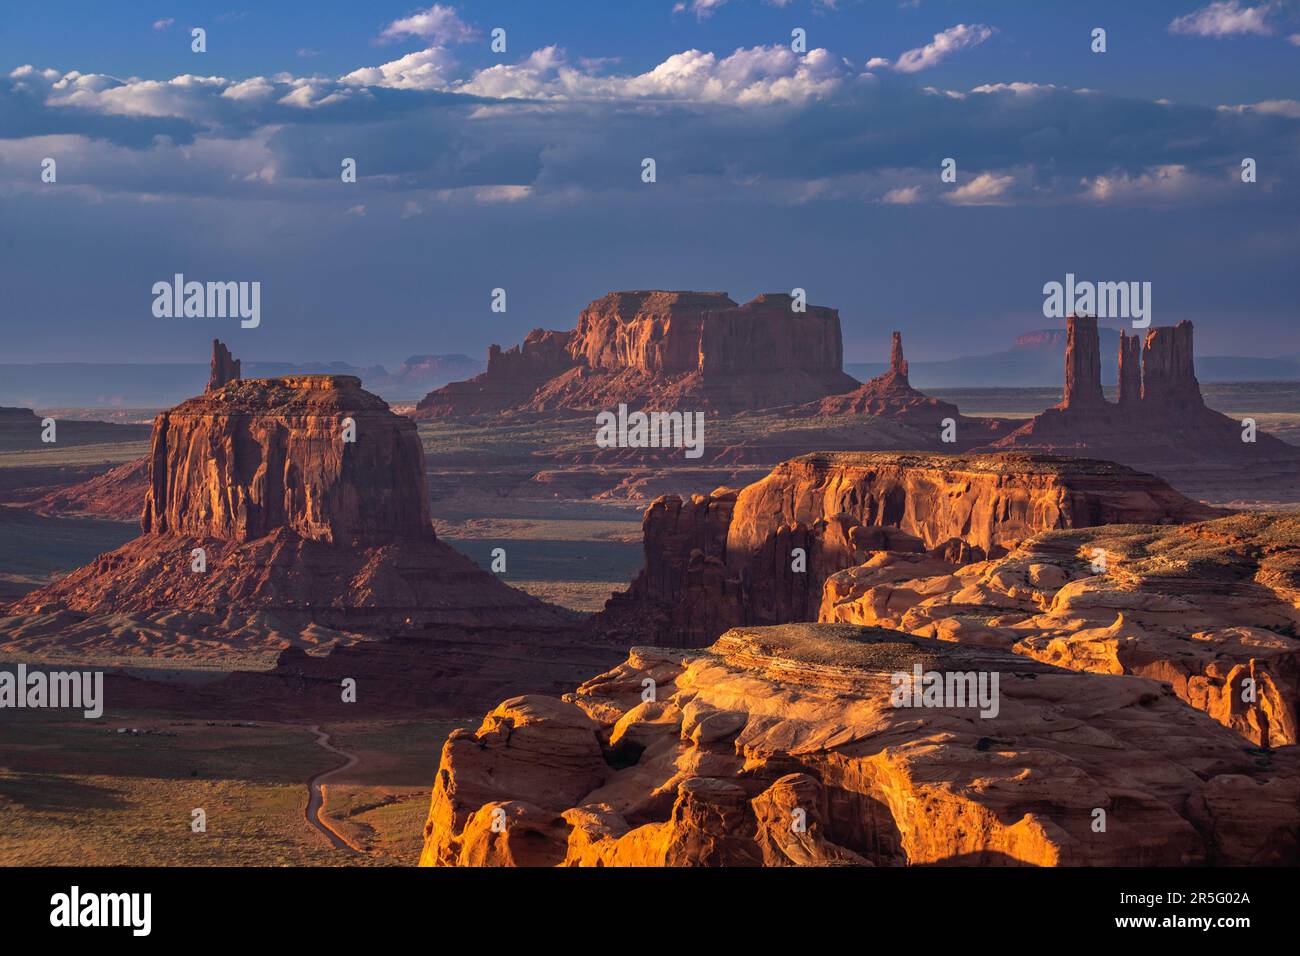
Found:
[1,1,1298,366]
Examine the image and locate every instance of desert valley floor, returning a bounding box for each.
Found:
[3,376,1299,866]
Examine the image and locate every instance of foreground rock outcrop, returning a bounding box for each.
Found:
[598,451,1219,646]
[420,624,1300,866]
[415,290,860,417]
[820,512,1300,746]
[979,316,1300,502]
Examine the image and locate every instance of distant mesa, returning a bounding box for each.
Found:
[414,290,860,418]
[974,315,1300,500]
[0,404,150,452]
[595,450,1217,647]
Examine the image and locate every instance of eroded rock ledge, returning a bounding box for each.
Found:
[821,512,1300,746]
[598,451,1219,646]
[420,623,1300,867]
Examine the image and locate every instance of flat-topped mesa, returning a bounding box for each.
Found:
[570,291,737,373]
[414,289,861,417]
[596,450,1217,646]
[697,293,844,376]
[1062,314,1106,408]
[420,624,1300,867]
[142,374,431,546]
[206,338,241,393]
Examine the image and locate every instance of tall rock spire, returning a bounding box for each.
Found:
[1117,331,1142,406]
[1062,314,1105,408]
[890,331,909,382]
[207,339,241,393]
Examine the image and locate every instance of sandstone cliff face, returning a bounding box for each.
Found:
[599,451,1218,646]
[415,290,861,417]
[820,512,1300,747]
[983,316,1300,502]
[10,375,563,632]
[420,624,1300,866]
[143,375,429,546]
[569,291,737,373]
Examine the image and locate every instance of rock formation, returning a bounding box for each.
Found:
[1063,315,1106,408]
[792,332,1006,446]
[9,375,563,632]
[23,456,149,520]
[420,623,1300,866]
[978,316,1300,502]
[415,291,860,418]
[597,451,1218,646]
[206,339,241,393]
[820,511,1300,747]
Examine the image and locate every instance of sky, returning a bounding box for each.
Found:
[1,0,1298,367]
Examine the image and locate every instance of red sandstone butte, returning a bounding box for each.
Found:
[414,290,860,417]
[595,451,1219,646]
[420,624,1300,867]
[979,315,1300,502]
[9,374,561,631]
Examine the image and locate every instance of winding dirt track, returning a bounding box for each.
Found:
[303,724,364,854]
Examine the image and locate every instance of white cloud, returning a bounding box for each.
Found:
[152,18,175,31]
[1079,164,1227,204]
[1218,98,1300,118]
[677,0,731,18]
[944,171,1013,204]
[876,23,995,74]
[1290,33,1300,45]
[341,46,457,90]
[882,185,922,204]
[222,77,276,101]
[1169,1,1276,37]
[47,72,230,120]
[971,81,1059,95]
[377,4,477,44]
[458,44,847,104]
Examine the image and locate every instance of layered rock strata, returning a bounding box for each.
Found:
[597,451,1219,646]
[420,624,1300,866]
[415,290,860,417]
[820,512,1300,746]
